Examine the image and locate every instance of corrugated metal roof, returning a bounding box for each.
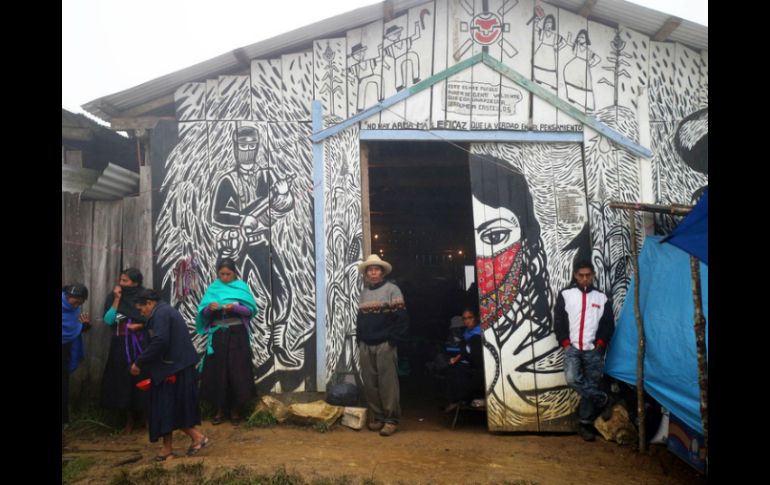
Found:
[62,164,100,194]
[547,0,707,48]
[76,163,141,201]
[82,0,706,122]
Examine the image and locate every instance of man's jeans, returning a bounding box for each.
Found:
[564,346,608,424]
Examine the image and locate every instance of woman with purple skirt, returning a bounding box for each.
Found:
[101,268,148,433]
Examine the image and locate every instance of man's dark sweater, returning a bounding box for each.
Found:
[356,280,409,347]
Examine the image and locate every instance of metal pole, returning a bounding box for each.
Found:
[629,210,646,452]
[690,256,708,459]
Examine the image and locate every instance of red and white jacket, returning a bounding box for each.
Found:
[554,284,614,351]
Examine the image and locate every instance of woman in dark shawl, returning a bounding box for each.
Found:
[100,267,148,432]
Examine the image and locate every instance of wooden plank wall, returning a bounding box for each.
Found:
[62,181,154,404]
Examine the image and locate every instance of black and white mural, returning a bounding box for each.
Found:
[155,69,317,392]
[469,143,587,431]
[150,0,706,428]
[323,120,364,382]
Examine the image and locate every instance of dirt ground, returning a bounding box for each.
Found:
[62,394,706,485]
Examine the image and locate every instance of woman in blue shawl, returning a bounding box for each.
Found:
[62,283,91,423]
[197,258,258,425]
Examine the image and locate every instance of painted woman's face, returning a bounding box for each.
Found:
[471,194,575,426]
[472,196,521,258]
[544,17,555,31]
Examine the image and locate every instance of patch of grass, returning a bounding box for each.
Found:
[361,478,384,485]
[203,466,303,485]
[313,422,332,433]
[204,465,255,485]
[63,456,97,484]
[65,401,121,436]
[246,411,278,428]
[199,399,217,420]
[263,467,304,485]
[136,464,172,484]
[175,461,205,478]
[310,476,353,485]
[108,469,136,485]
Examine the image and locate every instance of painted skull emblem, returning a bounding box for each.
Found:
[471,13,504,45]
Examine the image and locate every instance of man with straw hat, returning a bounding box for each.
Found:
[356,254,409,436]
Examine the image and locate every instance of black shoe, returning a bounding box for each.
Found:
[600,395,615,421]
[578,424,596,442]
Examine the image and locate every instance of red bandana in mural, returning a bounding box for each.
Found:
[477,242,524,329]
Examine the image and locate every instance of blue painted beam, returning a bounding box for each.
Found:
[481,53,653,158]
[311,100,327,392]
[359,129,584,143]
[310,53,484,143]
[310,52,652,158]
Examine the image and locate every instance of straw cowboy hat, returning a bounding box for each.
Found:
[358,254,392,275]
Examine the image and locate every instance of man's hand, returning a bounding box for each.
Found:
[130,363,141,376]
[223,304,235,312]
[113,285,122,299]
[274,179,290,195]
[449,355,461,365]
[208,302,221,311]
[242,215,259,232]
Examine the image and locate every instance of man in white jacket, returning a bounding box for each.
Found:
[554,260,615,441]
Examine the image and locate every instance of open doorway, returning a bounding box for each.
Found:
[365,140,483,425]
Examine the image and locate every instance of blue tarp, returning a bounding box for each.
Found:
[605,236,708,434]
[661,189,708,264]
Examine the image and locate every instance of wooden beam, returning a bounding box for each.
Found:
[62,126,93,142]
[110,116,176,131]
[311,53,484,142]
[482,53,653,158]
[95,100,122,118]
[361,129,583,143]
[578,0,598,18]
[653,17,682,41]
[313,53,652,158]
[361,142,372,258]
[311,100,327,392]
[121,94,176,118]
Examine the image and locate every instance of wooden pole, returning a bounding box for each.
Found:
[360,142,372,258]
[629,210,646,452]
[609,201,692,215]
[689,256,708,458]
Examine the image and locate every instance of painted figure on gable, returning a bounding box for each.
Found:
[533,14,566,91]
[564,29,602,112]
[382,22,422,91]
[349,43,383,112]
